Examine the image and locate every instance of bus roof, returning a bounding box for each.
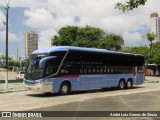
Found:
[32,46,143,56]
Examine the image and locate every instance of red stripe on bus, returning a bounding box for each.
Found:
[58,75,80,78]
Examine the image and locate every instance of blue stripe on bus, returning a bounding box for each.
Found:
[51,74,144,92]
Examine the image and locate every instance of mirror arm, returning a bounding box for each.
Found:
[20,58,29,68]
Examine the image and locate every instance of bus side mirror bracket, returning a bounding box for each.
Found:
[39,56,56,69]
[20,58,29,68]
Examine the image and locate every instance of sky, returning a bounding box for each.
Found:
[0,0,160,59]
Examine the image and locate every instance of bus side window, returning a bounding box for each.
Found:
[46,66,51,75]
[45,58,59,76]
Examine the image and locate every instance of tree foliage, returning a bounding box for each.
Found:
[98,34,124,51]
[151,43,160,64]
[144,32,157,50]
[122,46,149,62]
[53,25,124,51]
[53,26,78,46]
[122,42,160,64]
[13,61,20,67]
[122,32,158,64]
[115,0,147,12]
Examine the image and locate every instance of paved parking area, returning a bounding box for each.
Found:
[145,76,160,82]
[1,90,160,120]
[0,76,159,120]
[32,91,160,120]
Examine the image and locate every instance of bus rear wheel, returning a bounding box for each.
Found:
[118,80,125,90]
[126,80,133,89]
[59,82,71,95]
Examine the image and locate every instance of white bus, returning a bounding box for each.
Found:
[20,46,145,95]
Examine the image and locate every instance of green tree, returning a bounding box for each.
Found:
[115,0,147,12]
[0,55,5,62]
[8,56,13,62]
[53,26,78,46]
[150,43,160,64]
[98,34,124,51]
[143,32,157,66]
[52,25,124,50]
[53,25,104,48]
[73,25,104,47]
[122,46,149,62]
[144,32,157,51]
[13,61,20,67]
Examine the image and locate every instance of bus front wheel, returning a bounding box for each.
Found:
[59,82,71,95]
[118,80,125,90]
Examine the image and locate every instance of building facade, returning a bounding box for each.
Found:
[150,12,160,42]
[25,31,38,58]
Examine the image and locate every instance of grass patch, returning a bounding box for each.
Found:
[0,79,23,84]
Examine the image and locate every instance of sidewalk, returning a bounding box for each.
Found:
[0,71,17,80]
[145,76,160,83]
[0,83,26,93]
[0,71,26,93]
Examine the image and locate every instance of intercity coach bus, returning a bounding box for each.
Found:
[20,46,145,95]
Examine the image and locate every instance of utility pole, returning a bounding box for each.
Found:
[4,0,10,90]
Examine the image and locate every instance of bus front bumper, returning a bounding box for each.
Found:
[23,81,53,93]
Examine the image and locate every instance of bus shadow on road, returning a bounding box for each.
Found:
[26,86,143,98]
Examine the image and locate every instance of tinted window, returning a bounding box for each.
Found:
[65,51,144,67]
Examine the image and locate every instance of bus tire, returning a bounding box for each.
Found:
[59,82,71,95]
[118,80,125,90]
[126,79,133,89]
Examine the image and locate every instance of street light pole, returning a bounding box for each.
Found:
[4,0,10,90]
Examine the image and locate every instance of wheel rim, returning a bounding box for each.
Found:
[127,81,132,88]
[120,81,124,89]
[62,85,68,93]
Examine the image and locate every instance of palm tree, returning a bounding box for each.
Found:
[145,32,157,51]
[144,32,157,75]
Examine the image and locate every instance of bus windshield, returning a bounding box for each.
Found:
[25,54,47,80]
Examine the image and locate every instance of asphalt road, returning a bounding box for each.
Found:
[1,91,160,120]
[32,90,160,111]
[32,90,160,120]
[0,78,160,111]
[0,76,160,120]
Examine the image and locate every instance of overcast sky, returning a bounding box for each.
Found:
[0,0,159,59]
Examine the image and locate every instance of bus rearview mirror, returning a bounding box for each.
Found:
[39,56,57,69]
